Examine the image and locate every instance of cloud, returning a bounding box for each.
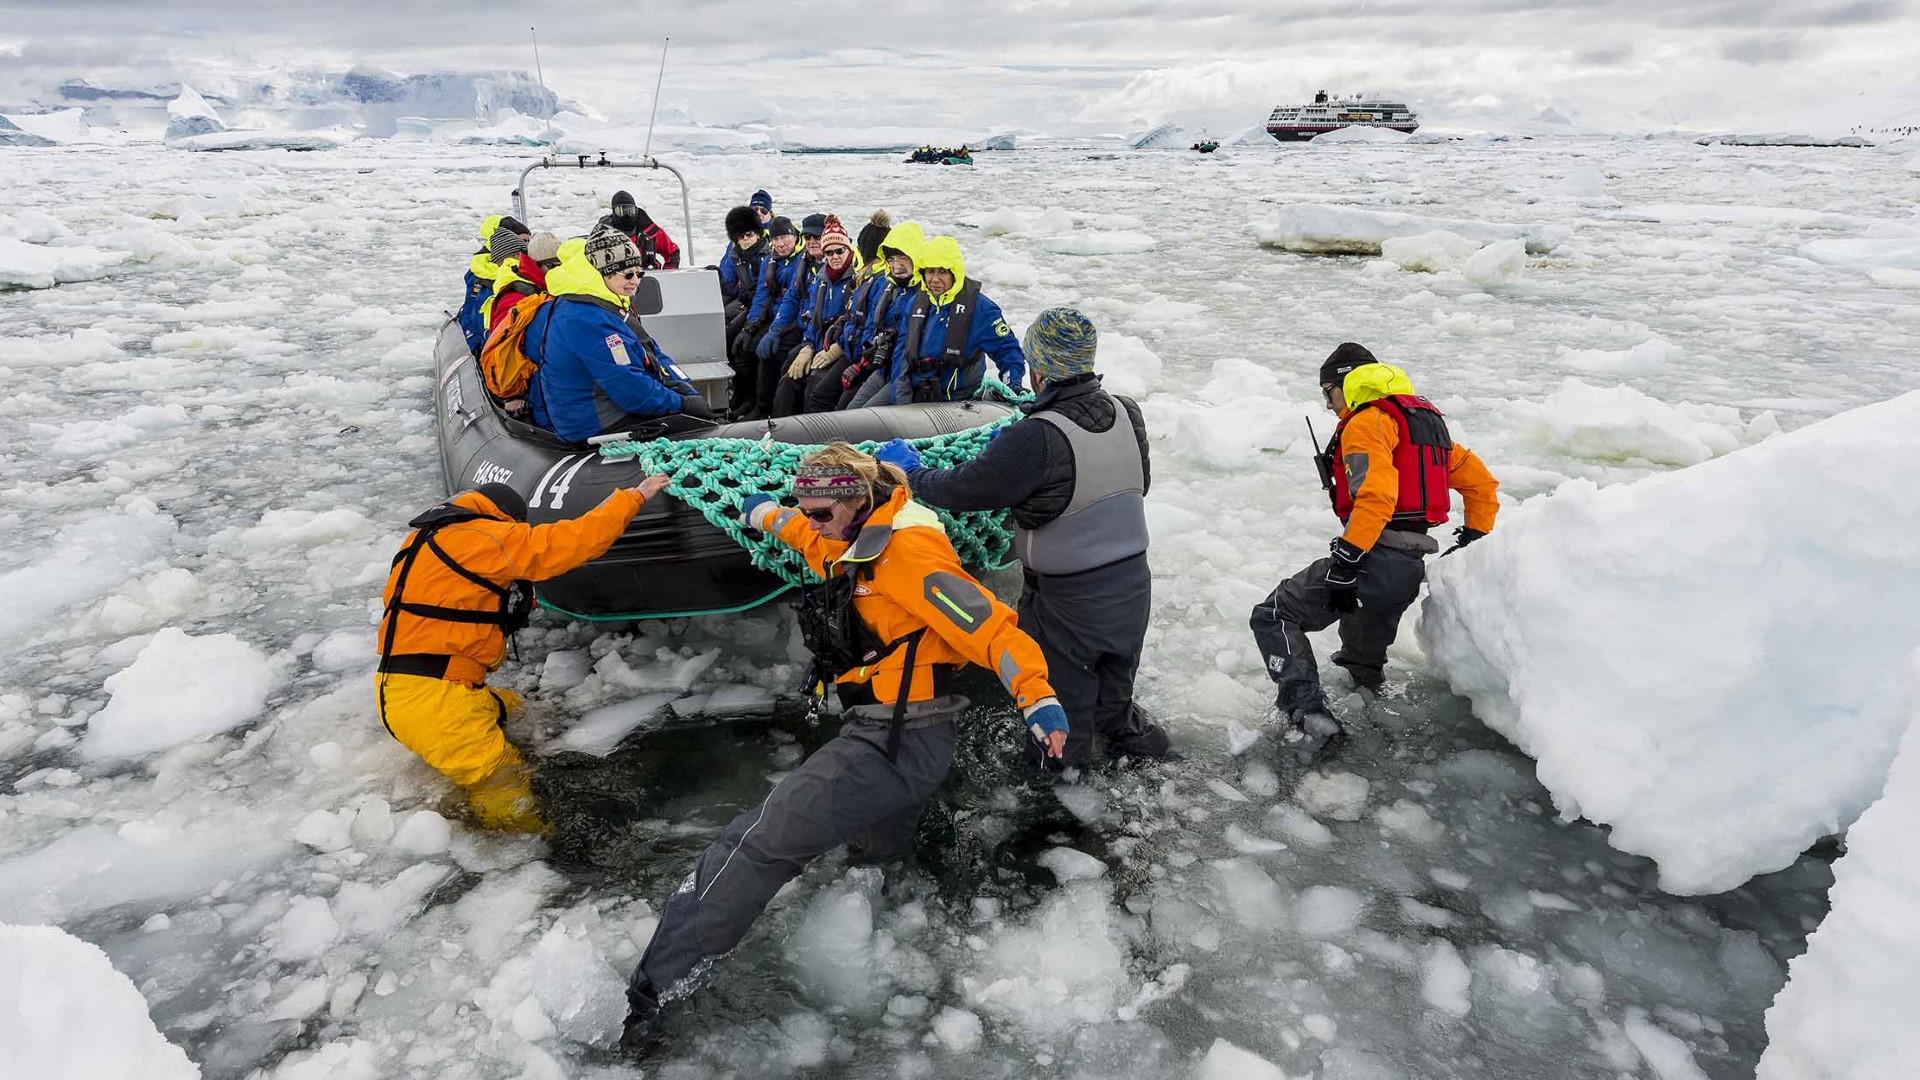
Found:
[1719,35,1815,64]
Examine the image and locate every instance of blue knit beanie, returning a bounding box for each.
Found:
[1023,307,1099,380]
[750,189,773,213]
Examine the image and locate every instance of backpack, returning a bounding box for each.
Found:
[478,293,553,400]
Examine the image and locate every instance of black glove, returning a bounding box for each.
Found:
[677,394,718,422]
[1443,527,1487,556]
[731,325,761,357]
[1325,537,1365,613]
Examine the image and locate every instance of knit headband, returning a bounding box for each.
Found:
[791,464,866,500]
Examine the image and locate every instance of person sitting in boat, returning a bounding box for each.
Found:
[598,190,681,270]
[523,228,715,443]
[717,205,768,316]
[750,188,774,226]
[458,214,528,355]
[731,216,808,419]
[802,210,893,413]
[753,213,828,411]
[621,442,1068,1045]
[841,220,928,409]
[769,214,862,416]
[377,477,673,833]
[483,226,545,337]
[876,234,1025,403]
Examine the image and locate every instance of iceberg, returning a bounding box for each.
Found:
[1127,123,1187,150]
[1420,391,1920,894]
[164,85,225,141]
[0,115,56,148]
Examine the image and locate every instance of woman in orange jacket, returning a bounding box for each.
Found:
[1250,343,1500,762]
[623,443,1067,1042]
[376,477,669,831]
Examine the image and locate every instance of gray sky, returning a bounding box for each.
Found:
[3,0,1918,132]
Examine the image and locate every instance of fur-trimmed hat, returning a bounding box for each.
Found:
[724,205,761,240]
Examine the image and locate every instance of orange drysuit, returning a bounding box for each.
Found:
[375,486,648,830]
[756,486,1058,711]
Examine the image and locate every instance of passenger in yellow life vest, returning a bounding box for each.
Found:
[459,214,528,354]
[1249,343,1501,762]
[376,477,671,830]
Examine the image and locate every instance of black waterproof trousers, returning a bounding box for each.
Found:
[1249,544,1427,713]
[1019,554,1165,768]
[629,699,961,1002]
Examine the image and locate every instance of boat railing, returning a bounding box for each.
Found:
[511,153,697,264]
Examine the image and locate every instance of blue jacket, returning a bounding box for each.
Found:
[795,266,860,350]
[881,236,1023,403]
[838,269,893,357]
[770,256,821,336]
[458,257,495,355]
[525,240,690,442]
[746,248,807,328]
[717,239,769,307]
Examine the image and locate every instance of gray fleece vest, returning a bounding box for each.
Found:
[1014,409,1149,575]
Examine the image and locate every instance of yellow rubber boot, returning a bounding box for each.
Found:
[466,749,546,834]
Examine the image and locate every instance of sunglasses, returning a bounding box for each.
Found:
[616,269,643,281]
[823,246,851,257]
[799,504,841,523]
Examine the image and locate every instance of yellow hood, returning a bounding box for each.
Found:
[468,251,502,281]
[879,222,926,264]
[1341,362,1416,411]
[915,235,967,305]
[543,237,627,310]
[477,214,503,246]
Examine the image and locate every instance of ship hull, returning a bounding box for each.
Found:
[1267,123,1420,142]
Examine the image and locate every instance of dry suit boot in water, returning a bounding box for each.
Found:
[1281,707,1346,764]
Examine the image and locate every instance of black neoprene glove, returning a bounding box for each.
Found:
[1325,538,1365,613]
[1443,527,1488,556]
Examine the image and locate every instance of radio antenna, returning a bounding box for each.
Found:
[643,37,670,159]
[530,26,555,145]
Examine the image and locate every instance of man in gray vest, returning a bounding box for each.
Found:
[875,307,1170,771]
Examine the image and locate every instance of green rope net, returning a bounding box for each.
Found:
[595,378,1032,586]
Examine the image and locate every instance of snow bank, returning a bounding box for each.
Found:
[1256,203,1566,256]
[1420,391,1920,893]
[1309,125,1412,145]
[1757,653,1920,1080]
[0,924,200,1080]
[0,236,130,289]
[80,628,275,759]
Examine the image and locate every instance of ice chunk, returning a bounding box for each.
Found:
[1225,720,1261,756]
[0,825,289,925]
[267,977,330,1022]
[931,1006,984,1053]
[1295,771,1369,821]
[1195,1038,1291,1080]
[1212,859,1289,931]
[1559,337,1681,376]
[1422,391,1920,892]
[1255,203,1566,256]
[961,883,1129,1040]
[553,692,677,756]
[0,235,130,289]
[1513,379,1754,467]
[0,924,200,1080]
[539,649,592,691]
[1224,824,1287,855]
[310,631,375,673]
[1461,238,1527,287]
[1294,885,1367,939]
[80,628,275,759]
[275,897,341,960]
[390,810,452,856]
[264,1038,381,1080]
[1266,804,1335,848]
[1421,940,1473,1017]
[0,505,176,643]
[1375,800,1444,844]
[1758,652,1920,1080]
[527,922,628,1048]
[165,85,226,140]
[1038,231,1158,256]
[333,863,451,936]
[788,873,886,1012]
[1379,230,1485,273]
[455,863,565,962]
[1038,847,1108,882]
[1623,1008,1710,1080]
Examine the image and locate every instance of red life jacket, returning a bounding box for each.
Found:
[1327,394,1453,528]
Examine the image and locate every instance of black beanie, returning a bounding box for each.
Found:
[473,482,528,522]
[1319,342,1378,389]
[611,190,636,209]
[857,210,891,264]
[498,215,529,237]
[766,215,798,239]
[724,205,760,239]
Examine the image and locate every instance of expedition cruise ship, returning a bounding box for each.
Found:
[1266,91,1419,141]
